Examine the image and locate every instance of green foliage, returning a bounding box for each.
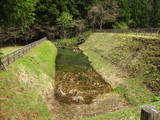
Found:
[56,12,75,38]
[150,0,160,27]
[56,31,92,48]
[35,0,101,26]
[87,0,119,29]
[113,22,128,29]
[0,0,37,29]
[57,12,75,29]
[35,0,59,25]
[0,0,160,29]
[76,31,92,44]
[0,50,3,57]
[117,0,160,28]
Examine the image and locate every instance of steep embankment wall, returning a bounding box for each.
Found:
[80,33,160,105]
[0,41,57,120]
[80,32,160,120]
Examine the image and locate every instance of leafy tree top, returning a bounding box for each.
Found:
[0,0,37,29]
[56,12,75,29]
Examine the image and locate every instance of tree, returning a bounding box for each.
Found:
[150,0,160,27]
[35,0,60,25]
[117,0,131,23]
[117,0,159,28]
[75,20,86,35]
[88,5,103,29]
[103,0,119,27]
[129,0,151,27]
[56,12,75,38]
[87,0,118,29]
[0,0,37,29]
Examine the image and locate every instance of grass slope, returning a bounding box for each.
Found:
[80,33,160,119]
[83,101,160,120]
[0,41,57,120]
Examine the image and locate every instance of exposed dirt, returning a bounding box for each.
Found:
[47,92,131,120]
[0,111,5,120]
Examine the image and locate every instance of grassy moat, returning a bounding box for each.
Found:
[55,48,111,104]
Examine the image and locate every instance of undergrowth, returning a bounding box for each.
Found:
[56,31,92,48]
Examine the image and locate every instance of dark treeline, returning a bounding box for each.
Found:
[0,0,160,39]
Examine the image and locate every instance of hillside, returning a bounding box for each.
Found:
[0,41,57,120]
[80,33,160,119]
[0,32,160,120]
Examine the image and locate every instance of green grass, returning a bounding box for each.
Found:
[80,32,160,119]
[0,41,57,120]
[83,101,160,120]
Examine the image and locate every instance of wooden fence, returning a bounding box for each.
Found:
[141,106,159,120]
[95,28,160,34]
[0,37,47,70]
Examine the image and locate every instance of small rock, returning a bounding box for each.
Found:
[69,89,78,95]
[72,96,84,103]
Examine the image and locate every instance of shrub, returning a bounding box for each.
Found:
[113,22,129,29]
[76,31,92,44]
[56,31,92,48]
[56,12,75,38]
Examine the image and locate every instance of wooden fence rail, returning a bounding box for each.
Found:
[95,28,160,34]
[0,37,47,70]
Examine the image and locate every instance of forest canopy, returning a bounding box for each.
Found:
[0,0,160,30]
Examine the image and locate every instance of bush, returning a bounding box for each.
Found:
[76,31,91,44]
[56,12,75,38]
[113,22,129,29]
[56,31,92,48]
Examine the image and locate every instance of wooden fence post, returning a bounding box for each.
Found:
[0,37,46,70]
[0,57,2,70]
[7,55,10,65]
[141,106,159,120]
